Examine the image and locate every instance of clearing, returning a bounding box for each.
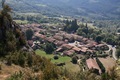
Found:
[99,57,116,72]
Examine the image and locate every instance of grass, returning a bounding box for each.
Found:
[14,20,28,24]
[35,49,80,72]
[35,49,71,63]
[35,49,54,59]
[63,62,80,72]
[51,56,71,63]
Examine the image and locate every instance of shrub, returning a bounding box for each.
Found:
[72,56,78,64]
[54,55,59,60]
[25,29,34,40]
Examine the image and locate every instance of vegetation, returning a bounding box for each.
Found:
[1,0,120,80]
[64,19,79,33]
[72,56,78,64]
[96,58,105,73]
[44,42,55,54]
[25,29,34,40]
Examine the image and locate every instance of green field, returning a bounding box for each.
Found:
[51,56,71,63]
[14,20,28,24]
[35,49,54,59]
[35,49,80,72]
[35,49,71,63]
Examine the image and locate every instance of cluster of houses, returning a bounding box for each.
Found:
[34,30,108,56]
[21,23,110,75]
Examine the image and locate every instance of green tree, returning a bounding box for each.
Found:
[72,56,78,64]
[25,29,34,40]
[0,2,12,41]
[45,42,54,54]
[95,35,103,43]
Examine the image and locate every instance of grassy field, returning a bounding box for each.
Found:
[35,49,54,59]
[51,56,71,63]
[14,20,28,24]
[35,49,80,72]
[99,57,116,72]
[35,49,71,63]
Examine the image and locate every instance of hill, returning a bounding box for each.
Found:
[2,0,120,20]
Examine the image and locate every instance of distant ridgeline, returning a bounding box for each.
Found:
[1,0,120,20]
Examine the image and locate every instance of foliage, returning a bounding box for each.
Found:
[44,42,55,54]
[95,35,103,43]
[54,55,59,60]
[72,56,78,64]
[25,29,34,40]
[64,19,79,33]
[7,71,23,80]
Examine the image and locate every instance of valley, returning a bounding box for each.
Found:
[0,0,120,80]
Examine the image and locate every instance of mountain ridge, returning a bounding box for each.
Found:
[2,0,120,20]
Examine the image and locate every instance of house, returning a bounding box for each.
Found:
[80,47,88,53]
[86,58,102,74]
[53,35,63,41]
[63,34,74,42]
[61,44,73,50]
[85,43,96,49]
[63,50,75,56]
[76,36,83,42]
[87,49,94,54]
[71,34,78,40]
[82,38,88,43]
[56,48,64,52]
[72,47,81,53]
[47,37,56,43]
[28,40,33,47]
[35,33,46,39]
[55,40,65,47]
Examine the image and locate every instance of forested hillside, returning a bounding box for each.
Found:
[1,0,120,19]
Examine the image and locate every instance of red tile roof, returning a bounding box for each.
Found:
[72,47,81,52]
[53,35,63,41]
[61,44,73,50]
[63,50,75,56]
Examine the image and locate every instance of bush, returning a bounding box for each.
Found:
[72,56,78,64]
[44,42,55,54]
[25,29,34,40]
[54,55,59,60]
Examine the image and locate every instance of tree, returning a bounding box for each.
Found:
[72,56,78,64]
[95,35,103,43]
[0,0,13,43]
[64,19,79,32]
[25,29,34,40]
[45,43,54,54]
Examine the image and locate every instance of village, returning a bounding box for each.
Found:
[20,23,116,75]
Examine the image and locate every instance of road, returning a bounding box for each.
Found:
[107,45,118,60]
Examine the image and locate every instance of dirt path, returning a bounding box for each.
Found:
[0,74,10,80]
[107,45,117,60]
